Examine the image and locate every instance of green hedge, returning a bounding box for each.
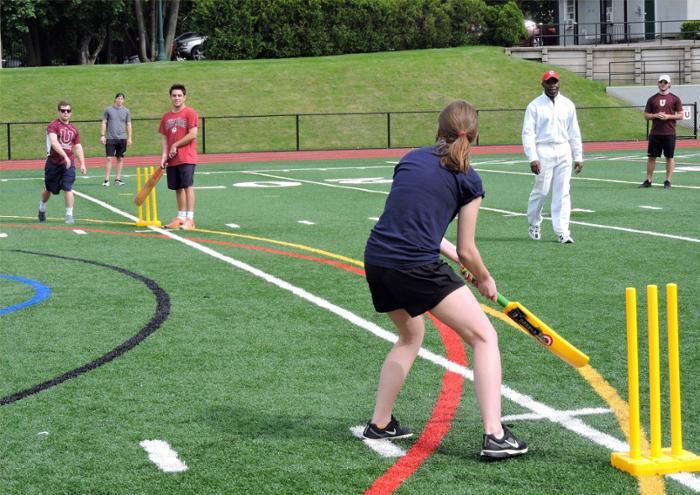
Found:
[193,0,524,60]
[681,20,700,40]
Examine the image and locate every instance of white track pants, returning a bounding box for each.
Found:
[527,143,573,237]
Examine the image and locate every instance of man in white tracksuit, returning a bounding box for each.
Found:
[522,70,583,244]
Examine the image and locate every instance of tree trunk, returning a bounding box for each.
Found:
[149,0,157,60]
[134,0,150,62]
[164,0,180,59]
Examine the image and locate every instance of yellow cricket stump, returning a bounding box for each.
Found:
[611,284,700,476]
[135,166,162,227]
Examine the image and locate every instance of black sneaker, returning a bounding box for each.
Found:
[664,180,671,189]
[639,180,652,188]
[115,178,125,186]
[480,424,528,460]
[38,210,46,222]
[363,415,413,440]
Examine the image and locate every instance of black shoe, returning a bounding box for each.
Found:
[38,210,46,222]
[639,180,652,188]
[115,178,125,186]
[480,424,528,460]
[363,415,413,440]
[664,180,671,189]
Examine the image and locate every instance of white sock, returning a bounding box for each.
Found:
[186,211,194,220]
[66,207,73,216]
[178,211,186,219]
[38,201,47,212]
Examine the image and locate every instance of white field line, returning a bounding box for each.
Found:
[230,174,700,245]
[481,207,700,244]
[242,171,389,194]
[73,190,700,490]
[297,220,315,225]
[502,407,611,422]
[349,426,407,458]
[640,205,663,210]
[472,168,700,190]
[139,440,188,473]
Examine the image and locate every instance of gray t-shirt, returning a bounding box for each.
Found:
[103,106,131,140]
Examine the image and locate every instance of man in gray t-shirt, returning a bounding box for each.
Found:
[100,92,133,186]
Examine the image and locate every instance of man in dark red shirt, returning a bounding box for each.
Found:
[38,101,87,224]
[159,84,199,230]
[640,74,683,189]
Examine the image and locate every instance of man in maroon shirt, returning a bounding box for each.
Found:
[640,74,683,189]
[159,84,199,230]
[38,101,87,224]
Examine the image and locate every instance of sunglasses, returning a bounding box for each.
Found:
[59,108,72,113]
[658,81,669,84]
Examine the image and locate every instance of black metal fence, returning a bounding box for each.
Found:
[1,104,696,161]
[530,19,700,47]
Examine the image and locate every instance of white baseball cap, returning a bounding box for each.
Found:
[658,74,671,83]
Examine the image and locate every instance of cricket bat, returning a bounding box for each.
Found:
[134,167,164,206]
[463,271,589,368]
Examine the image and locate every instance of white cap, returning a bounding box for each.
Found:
[658,74,671,83]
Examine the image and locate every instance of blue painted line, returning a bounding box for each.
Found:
[0,275,52,316]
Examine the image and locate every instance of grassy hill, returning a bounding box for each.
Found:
[0,46,647,159]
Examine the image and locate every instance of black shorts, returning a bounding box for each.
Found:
[44,158,76,194]
[166,163,196,190]
[105,139,127,158]
[647,134,676,158]
[365,261,464,317]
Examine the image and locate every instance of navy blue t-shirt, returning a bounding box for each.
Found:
[364,146,485,269]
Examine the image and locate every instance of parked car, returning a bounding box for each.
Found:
[173,32,207,60]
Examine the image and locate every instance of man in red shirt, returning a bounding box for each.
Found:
[640,74,683,189]
[38,101,87,224]
[159,84,199,229]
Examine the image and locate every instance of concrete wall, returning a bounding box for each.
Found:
[506,43,700,85]
[606,84,700,129]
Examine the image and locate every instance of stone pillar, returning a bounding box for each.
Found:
[541,48,548,63]
[586,48,593,80]
[634,48,641,85]
[684,47,692,84]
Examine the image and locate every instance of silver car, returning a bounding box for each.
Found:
[174,32,207,60]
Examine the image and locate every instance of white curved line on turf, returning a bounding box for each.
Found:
[72,190,700,490]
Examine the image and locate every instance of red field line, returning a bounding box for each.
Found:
[4,140,699,171]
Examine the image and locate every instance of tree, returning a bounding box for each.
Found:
[133,0,181,61]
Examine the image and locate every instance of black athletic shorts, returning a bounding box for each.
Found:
[105,139,127,158]
[647,134,676,159]
[365,260,464,317]
[44,158,76,194]
[166,163,196,190]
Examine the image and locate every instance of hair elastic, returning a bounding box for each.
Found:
[457,130,466,137]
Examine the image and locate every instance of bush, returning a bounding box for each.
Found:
[481,0,526,47]
[681,20,700,40]
[193,0,498,60]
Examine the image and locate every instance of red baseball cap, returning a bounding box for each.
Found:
[541,70,560,82]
